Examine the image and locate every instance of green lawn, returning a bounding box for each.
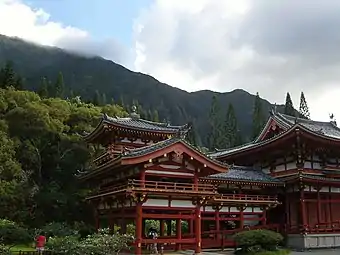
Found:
[9,244,35,252]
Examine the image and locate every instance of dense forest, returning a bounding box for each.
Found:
[0,61,311,229]
[0,34,291,144]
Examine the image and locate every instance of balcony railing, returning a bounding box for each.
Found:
[87,179,278,204]
[214,194,278,203]
[130,179,216,194]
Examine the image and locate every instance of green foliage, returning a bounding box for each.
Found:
[0,85,127,227]
[0,244,11,255]
[252,92,266,139]
[46,229,134,255]
[284,93,295,117]
[208,95,224,149]
[234,229,283,254]
[223,103,242,148]
[41,222,78,238]
[299,91,310,119]
[0,219,31,245]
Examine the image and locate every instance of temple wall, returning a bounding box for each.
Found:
[287,234,340,250]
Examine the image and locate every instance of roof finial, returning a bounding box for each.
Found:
[132,105,137,113]
[330,113,337,126]
[274,103,277,113]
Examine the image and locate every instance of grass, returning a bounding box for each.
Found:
[253,249,291,255]
[9,244,35,252]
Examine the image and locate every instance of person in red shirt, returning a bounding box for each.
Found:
[35,233,46,254]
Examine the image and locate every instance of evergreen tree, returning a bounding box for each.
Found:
[93,90,101,105]
[38,77,49,98]
[0,61,16,88]
[186,121,201,146]
[147,109,153,121]
[252,92,265,139]
[208,95,223,149]
[15,75,23,90]
[102,93,107,105]
[299,92,310,119]
[54,72,65,98]
[153,110,160,122]
[224,103,242,148]
[284,92,295,116]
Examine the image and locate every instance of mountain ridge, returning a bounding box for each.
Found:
[0,34,284,144]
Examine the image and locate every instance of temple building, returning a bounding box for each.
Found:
[79,107,282,254]
[211,110,340,250]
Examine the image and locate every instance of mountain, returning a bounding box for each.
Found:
[0,34,285,144]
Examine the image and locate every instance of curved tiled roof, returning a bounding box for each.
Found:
[103,114,189,133]
[273,112,340,139]
[204,165,282,184]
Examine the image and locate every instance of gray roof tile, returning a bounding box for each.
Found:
[205,166,282,184]
[103,114,189,133]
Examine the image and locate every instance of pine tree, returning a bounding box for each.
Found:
[102,93,107,105]
[54,72,65,98]
[15,75,23,90]
[224,103,242,148]
[186,121,201,146]
[38,77,49,98]
[0,61,16,88]
[299,92,310,119]
[153,110,160,122]
[252,92,265,139]
[93,90,101,105]
[208,95,223,149]
[284,92,295,116]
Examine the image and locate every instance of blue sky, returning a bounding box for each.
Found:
[26,0,152,47]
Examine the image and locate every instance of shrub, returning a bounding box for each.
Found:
[0,219,31,245]
[234,229,283,254]
[41,222,78,238]
[0,244,11,255]
[46,228,134,255]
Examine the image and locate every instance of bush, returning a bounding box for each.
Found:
[234,229,283,254]
[0,219,31,245]
[46,228,134,255]
[41,222,78,238]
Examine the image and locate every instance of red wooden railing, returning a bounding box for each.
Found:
[130,179,216,193]
[214,194,277,202]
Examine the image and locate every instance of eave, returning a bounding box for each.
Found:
[121,140,227,173]
[199,178,283,187]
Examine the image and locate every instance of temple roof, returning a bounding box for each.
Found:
[102,114,189,133]
[271,111,340,139]
[203,165,282,185]
[79,137,228,180]
[210,111,340,159]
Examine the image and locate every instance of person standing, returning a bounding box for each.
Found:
[35,232,46,254]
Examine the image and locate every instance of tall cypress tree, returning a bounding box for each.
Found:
[186,121,199,146]
[0,61,16,88]
[54,72,65,98]
[284,92,295,116]
[299,92,310,119]
[38,77,49,98]
[153,109,160,122]
[224,103,242,148]
[252,92,265,139]
[208,95,223,149]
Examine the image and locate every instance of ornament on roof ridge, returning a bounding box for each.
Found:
[130,105,140,119]
[330,113,337,126]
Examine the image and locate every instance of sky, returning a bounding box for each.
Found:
[1,0,340,122]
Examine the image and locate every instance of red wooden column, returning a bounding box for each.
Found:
[300,184,307,233]
[285,189,290,233]
[194,204,202,254]
[140,168,146,188]
[175,217,182,251]
[262,207,267,225]
[160,220,165,237]
[135,203,143,255]
[317,186,321,224]
[189,218,194,236]
[215,210,220,239]
[329,186,333,224]
[94,209,100,230]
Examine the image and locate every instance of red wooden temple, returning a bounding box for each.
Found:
[80,106,340,253]
[211,110,340,250]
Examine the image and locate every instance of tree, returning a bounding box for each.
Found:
[208,95,224,149]
[54,72,65,98]
[252,92,265,139]
[152,109,160,122]
[0,61,16,89]
[224,103,242,148]
[299,92,310,119]
[186,121,201,147]
[284,92,295,116]
[38,77,49,98]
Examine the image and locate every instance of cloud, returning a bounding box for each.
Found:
[134,0,340,121]
[0,0,127,64]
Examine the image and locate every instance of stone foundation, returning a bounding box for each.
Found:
[287,233,340,250]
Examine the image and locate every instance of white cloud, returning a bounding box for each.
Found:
[0,0,126,63]
[134,0,340,122]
